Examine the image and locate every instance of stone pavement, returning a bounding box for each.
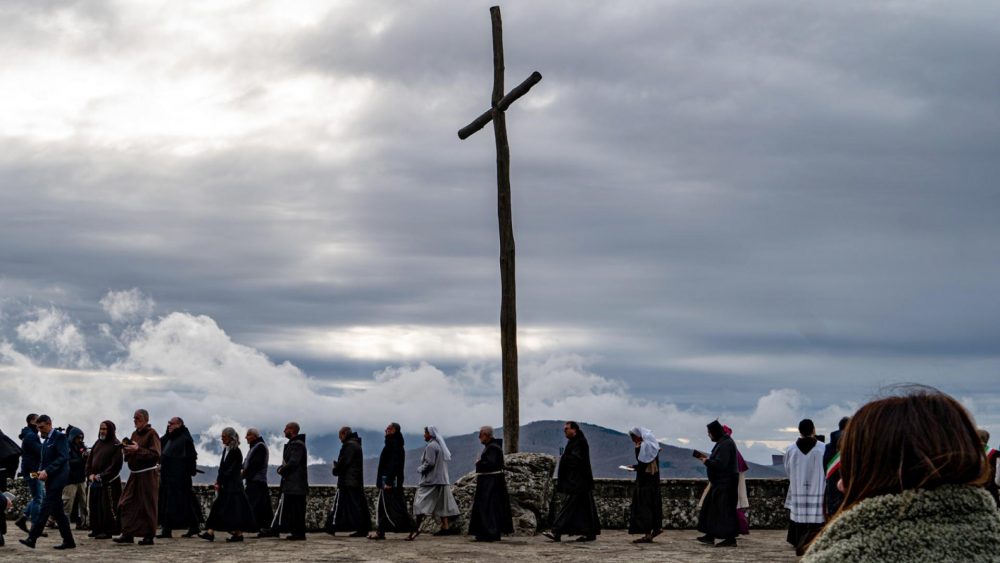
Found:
[1,530,799,562]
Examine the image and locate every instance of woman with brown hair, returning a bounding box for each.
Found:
[803,387,1000,562]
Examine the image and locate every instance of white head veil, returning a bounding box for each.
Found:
[629,426,660,464]
[426,426,452,461]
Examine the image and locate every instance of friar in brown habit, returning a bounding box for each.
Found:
[86,420,123,539]
[114,409,161,545]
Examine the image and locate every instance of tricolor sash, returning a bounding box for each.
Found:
[825,451,841,480]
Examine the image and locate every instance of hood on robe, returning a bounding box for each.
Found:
[66,425,84,444]
[796,436,818,455]
[99,420,119,444]
[426,426,452,461]
[19,426,37,441]
[629,427,661,464]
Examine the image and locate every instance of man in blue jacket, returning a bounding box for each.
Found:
[19,415,76,550]
[15,413,43,534]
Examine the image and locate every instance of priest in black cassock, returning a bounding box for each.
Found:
[370,422,413,540]
[326,427,370,537]
[242,428,274,537]
[468,426,513,542]
[546,421,601,542]
[695,420,740,548]
[158,417,202,538]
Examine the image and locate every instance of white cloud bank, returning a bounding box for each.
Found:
[0,289,926,466]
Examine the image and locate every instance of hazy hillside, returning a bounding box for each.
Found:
[194,421,784,485]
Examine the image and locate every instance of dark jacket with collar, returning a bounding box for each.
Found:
[332,434,364,488]
[19,425,42,475]
[278,434,308,496]
[66,425,87,485]
[39,428,71,490]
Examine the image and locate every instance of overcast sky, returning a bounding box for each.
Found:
[2,0,999,464]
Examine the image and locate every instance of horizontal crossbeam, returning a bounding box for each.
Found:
[458,71,543,140]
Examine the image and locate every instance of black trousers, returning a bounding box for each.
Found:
[30,485,74,544]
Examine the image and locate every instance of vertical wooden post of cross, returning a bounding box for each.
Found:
[458,6,542,454]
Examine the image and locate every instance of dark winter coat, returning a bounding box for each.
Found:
[332,434,364,488]
[66,426,87,485]
[376,433,406,489]
[19,425,42,475]
[278,434,308,496]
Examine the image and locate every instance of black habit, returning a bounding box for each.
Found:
[697,433,739,540]
[552,430,601,537]
[205,446,258,533]
[242,437,273,531]
[628,447,662,535]
[275,433,308,538]
[86,421,123,537]
[326,433,370,534]
[375,432,414,534]
[468,438,514,541]
[158,426,203,533]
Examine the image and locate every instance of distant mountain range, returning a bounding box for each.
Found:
[193,421,784,485]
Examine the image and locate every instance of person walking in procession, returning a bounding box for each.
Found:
[274,422,308,541]
[467,426,513,542]
[546,421,601,543]
[408,426,460,540]
[785,419,827,556]
[201,427,257,542]
[158,417,202,538]
[695,420,739,548]
[86,421,123,540]
[114,409,160,545]
[19,415,76,550]
[627,427,663,543]
[242,428,274,537]
[15,414,43,535]
[370,422,413,540]
[326,426,370,537]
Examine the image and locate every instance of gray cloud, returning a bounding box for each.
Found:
[1,0,999,445]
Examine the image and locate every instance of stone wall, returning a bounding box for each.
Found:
[5,476,790,533]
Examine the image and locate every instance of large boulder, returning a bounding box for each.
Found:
[450,452,557,536]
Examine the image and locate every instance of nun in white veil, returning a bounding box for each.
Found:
[407,426,461,540]
[627,427,664,542]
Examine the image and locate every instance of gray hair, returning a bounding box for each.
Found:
[247,427,261,439]
[134,409,149,421]
[480,426,494,438]
[222,427,240,448]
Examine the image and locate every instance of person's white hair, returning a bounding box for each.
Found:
[222,426,241,448]
[480,426,494,438]
[247,427,261,439]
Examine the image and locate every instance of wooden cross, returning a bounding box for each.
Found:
[457,6,542,455]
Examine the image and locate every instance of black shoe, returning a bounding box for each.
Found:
[182,529,200,538]
[156,531,172,539]
[198,532,215,542]
[138,537,155,546]
[285,534,306,541]
[542,532,560,542]
[715,538,737,548]
[19,538,36,549]
[575,535,597,542]
[15,517,29,534]
[696,534,715,545]
[225,535,244,543]
[53,542,77,550]
[94,533,112,540]
[348,531,367,538]
[113,535,134,544]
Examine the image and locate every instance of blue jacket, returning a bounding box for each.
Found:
[19,425,42,475]
[39,429,70,490]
